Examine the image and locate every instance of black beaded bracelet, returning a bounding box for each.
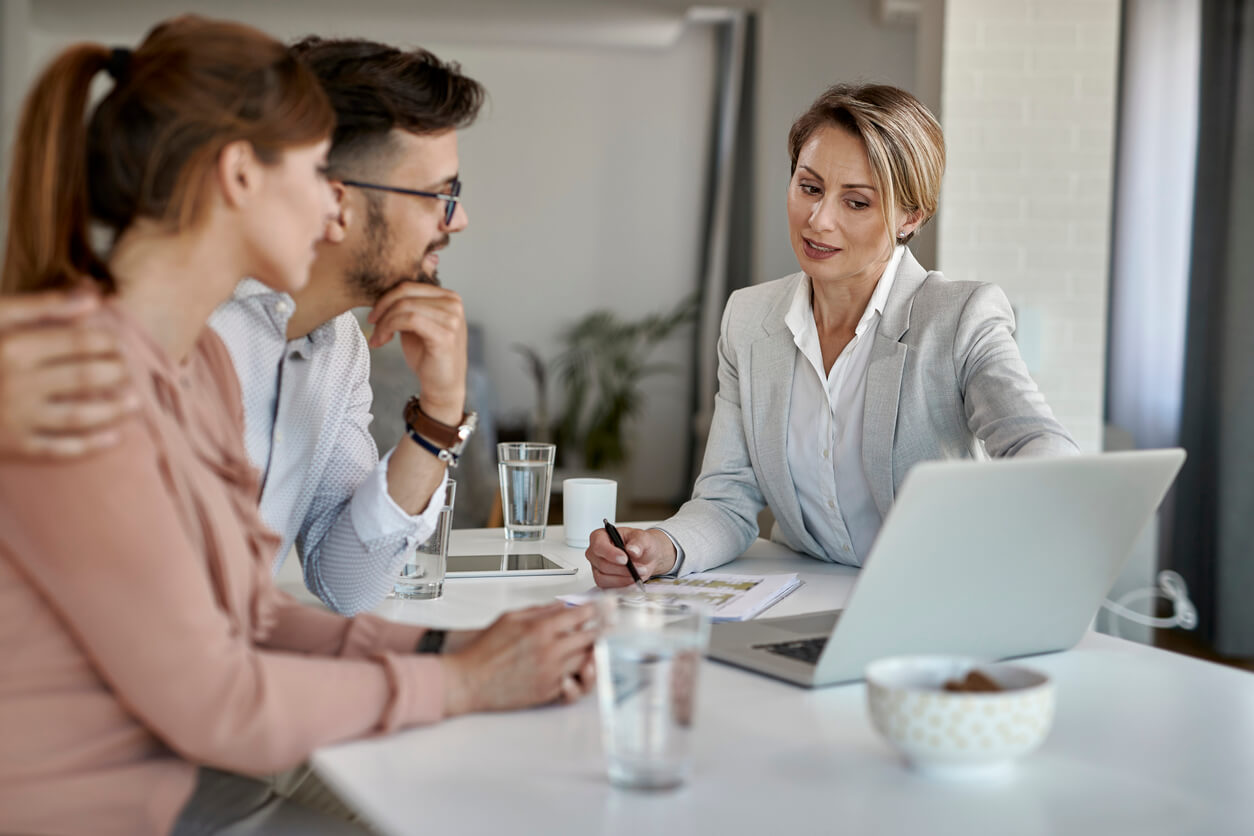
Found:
[415,629,447,654]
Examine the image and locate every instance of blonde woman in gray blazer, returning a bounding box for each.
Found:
[587,83,1077,586]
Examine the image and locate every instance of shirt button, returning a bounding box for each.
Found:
[822,449,829,459]
[276,301,291,314]
[275,430,284,444]
[827,500,836,510]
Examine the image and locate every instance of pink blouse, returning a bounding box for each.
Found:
[0,302,444,835]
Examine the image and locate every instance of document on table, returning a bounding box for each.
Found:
[559,572,802,621]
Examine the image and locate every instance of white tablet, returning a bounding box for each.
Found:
[445,553,577,578]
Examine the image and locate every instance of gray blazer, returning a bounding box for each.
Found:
[661,249,1079,574]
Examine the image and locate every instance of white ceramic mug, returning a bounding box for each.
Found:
[562,478,617,548]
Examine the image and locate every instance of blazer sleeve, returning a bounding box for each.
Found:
[954,283,1080,457]
[657,296,767,574]
[0,417,445,777]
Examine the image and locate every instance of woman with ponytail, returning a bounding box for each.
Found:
[0,16,595,835]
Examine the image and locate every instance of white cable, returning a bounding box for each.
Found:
[1101,570,1198,633]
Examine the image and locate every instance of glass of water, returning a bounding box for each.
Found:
[594,591,711,790]
[496,442,556,541]
[394,478,455,599]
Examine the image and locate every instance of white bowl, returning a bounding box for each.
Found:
[865,655,1055,778]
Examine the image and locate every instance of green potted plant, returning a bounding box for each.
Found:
[515,294,697,472]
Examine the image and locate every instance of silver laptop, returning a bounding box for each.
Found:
[707,449,1186,687]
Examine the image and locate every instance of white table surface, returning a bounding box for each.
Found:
[308,526,1254,836]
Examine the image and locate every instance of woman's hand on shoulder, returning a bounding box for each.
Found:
[584,526,677,588]
[0,288,137,458]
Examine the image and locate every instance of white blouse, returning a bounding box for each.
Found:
[783,246,906,565]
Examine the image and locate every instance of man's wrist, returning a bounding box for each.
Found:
[402,397,477,468]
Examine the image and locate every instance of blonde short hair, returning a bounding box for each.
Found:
[787,83,945,245]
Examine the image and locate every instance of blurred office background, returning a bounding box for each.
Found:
[1,0,1249,659]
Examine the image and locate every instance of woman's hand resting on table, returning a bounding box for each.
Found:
[584,526,678,588]
[440,602,597,716]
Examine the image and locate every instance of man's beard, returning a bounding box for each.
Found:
[346,195,447,303]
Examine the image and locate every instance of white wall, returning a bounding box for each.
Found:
[750,0,917,284]
[436,32,717,498]
[937,0,1122,454]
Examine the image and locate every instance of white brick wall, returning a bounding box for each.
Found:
[937,0,1122,453]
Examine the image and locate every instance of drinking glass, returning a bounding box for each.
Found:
[594,591,711,790]
[496,442,555,541]
[394,478,456,599]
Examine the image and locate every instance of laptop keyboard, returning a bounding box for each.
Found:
[755,636,828,664]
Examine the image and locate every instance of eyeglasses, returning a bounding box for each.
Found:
[340,177,462,226]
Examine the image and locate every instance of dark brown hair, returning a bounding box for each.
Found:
[788,83,945,244]
[1,16,335,294]
[289,37,485,177]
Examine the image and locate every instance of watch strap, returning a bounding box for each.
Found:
[403,396,463,449]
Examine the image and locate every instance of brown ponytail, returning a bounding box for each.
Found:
[1,44,112,294]
[1,16,334,296]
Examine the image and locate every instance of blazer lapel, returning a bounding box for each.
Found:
[862,250,928,517]
[750,276,825,557]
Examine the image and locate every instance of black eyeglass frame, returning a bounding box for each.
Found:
[340,178,462,226]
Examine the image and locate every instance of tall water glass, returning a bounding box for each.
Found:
[594,592,711,790]
[497,442,555,541]
[394,478,455,599]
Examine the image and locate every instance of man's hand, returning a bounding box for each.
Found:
[440,602,598,716]
[585,526,678,589]
[366,282,467,425]
[0,289,137,458]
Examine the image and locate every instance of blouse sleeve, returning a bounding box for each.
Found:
[0,415,445,776]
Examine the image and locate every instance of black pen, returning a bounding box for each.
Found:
[603,518,647,593]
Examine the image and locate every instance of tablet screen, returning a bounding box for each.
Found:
[446,554,566,573]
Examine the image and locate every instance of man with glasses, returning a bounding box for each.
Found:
[0,37,482,617]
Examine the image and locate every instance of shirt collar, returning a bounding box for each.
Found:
[784,245,907,342]
[865,245,906,328]
[230,277,333,358]
[784,273,815,339]
[232,277,289,304]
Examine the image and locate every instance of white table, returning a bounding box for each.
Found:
[311,526,1254,836]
